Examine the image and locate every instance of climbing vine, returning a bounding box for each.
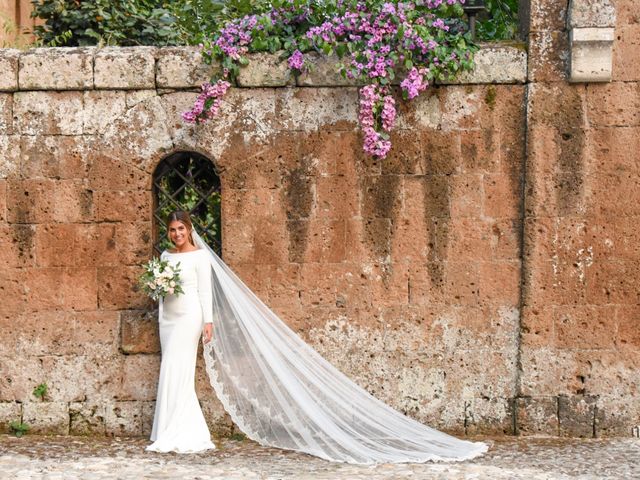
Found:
[184,0,478,158]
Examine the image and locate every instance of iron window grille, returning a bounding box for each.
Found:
[153,152,222,257]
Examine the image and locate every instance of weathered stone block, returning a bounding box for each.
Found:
[125,89,157,108]
[156,92,199,151]
[483,173,519,219]
[568,0,616,28]
[13,91,84,135]
[0,268,26,317]
[296,52,361,87]
[95,190,151,222]
[521,305,554,348]
[200,399,234,437]
[19,47,94,90]
[6,178,51,223]
[140,400,155,437]
[316,175,360,219]
[237,52,293,87]
[516,396,559,435]
[35,223,117,268]
[586,82,640,127]
[23,267,98,312]
[0,49,19,91]
[466,397,514,435]
[33,354,123,402]
[119,354,159,401]
[0,224,35,268]
[276,88,358,132]
[477,261,520,307]
[105,401,143,436]
[613,24,640,82]
[88,155,149,192]
[0,179,6,222]
[0,135,20,179]
[0,402,21,433]
[120,309,160,354]
[441,45,527,85]
[527,31,570,82]
[98,266,149,310]
[114,222,153,266]
[530,0,568,32]
[94,47,156,89]
[0,94,12,135]
[595,396,640,437]
[156,46,218,88]
[69,402,106,435]
[83,91,127,134]
[253,216,289,265]
[22,402,69,435]
[559,394,597,437]
[360,175,402,219]
[98,96,173,173]
[1,311,119,357]
[554,305,616,349]
[7,179,94,224]
[20,135,91,180]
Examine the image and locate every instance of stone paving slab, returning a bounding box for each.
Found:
[0,435,638,480]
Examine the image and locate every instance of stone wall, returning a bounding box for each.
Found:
[518,0,640,437]
[0,0,637,439]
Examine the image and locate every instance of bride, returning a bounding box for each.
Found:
[146,210,488,463]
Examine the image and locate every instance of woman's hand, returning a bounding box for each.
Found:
[203,323,214,343]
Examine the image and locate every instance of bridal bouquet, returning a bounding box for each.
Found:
[138,258,183,301]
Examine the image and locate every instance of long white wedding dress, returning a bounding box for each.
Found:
[146,248,216,453]
[152,230,487,464]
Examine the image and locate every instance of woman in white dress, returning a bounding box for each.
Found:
[147,210,488,463]
[146,211,216,453]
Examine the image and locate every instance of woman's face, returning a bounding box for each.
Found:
[168,220,191,249]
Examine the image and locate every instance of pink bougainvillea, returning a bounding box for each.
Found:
[187,1,476,158]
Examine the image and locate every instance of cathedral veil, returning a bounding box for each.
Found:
[192,229,488,464]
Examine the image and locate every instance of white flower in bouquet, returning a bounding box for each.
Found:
[138,258,184,301]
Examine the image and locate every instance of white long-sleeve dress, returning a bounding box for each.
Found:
[146,248,216,453]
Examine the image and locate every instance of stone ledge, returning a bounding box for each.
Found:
[156,47,219,89]
[19,47,94,90]
[94,47,156,90]
[0,49,20,92]
[0,44,529,91]
[440,44,528,85]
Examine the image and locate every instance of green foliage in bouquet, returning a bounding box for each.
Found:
[138,257,184,301]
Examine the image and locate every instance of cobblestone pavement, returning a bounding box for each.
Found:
[0,434,638,480]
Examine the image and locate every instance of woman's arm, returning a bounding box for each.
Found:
[195,252,214,342]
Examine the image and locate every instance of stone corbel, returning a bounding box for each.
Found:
[568,0,616,82]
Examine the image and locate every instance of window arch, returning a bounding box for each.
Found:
[153,152,222,256]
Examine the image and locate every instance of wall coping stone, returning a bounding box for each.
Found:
[19,47,95,91]
[0,44,527,93]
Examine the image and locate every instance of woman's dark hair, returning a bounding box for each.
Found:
[167,210,195,246]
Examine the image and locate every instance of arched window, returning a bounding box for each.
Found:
[153,152,221,256]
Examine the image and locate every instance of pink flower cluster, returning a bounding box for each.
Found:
[359,84,396,158]
[400,67,429,99]
[182,80,231,124]
[214,15,259,59]
[288,49,304,70]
